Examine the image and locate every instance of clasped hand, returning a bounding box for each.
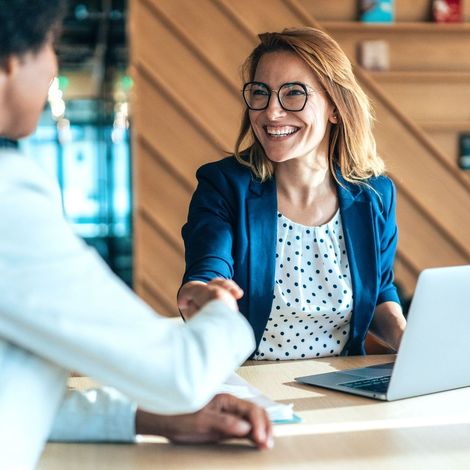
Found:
[177,278,244,320]
[174,280,273,449]
[136,393,273,449]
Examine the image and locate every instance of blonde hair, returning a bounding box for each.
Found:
[234,27,385,184]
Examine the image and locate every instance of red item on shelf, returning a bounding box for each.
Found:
[432,0,462,23]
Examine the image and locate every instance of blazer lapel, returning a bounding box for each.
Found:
[338,183,378,354]
[246,177,277,347]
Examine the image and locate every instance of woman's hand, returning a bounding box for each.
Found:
[177,279,244,320]
[135,393,273,449]
[369,301,407,352]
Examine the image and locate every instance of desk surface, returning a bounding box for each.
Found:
[39,355,470,469]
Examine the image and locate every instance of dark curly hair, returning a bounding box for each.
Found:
[0,0,67,65]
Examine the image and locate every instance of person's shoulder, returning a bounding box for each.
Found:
[366,174,395,192]
[196,155,253,183]
[364,174,395,199]
[339,172,395,200]
[0,150,59,198]
[361,174,396,214]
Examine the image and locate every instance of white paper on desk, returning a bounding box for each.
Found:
[217,374,294,423]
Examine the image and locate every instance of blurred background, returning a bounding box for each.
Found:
[18,0,470,319]
[21,0,132,285]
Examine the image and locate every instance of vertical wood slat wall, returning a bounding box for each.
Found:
[130,0,470,316]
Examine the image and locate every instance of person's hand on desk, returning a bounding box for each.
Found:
[135,393,273,449]
[178,279,244,320]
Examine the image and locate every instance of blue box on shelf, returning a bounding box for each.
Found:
[360,0,394,23]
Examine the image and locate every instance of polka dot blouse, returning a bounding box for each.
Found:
[254,210,353,361]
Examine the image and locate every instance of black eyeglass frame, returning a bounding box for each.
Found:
[242,81,321,112]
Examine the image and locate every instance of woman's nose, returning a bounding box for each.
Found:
[265,92,286,120]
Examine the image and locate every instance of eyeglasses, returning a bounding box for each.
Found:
[242,81,323,112]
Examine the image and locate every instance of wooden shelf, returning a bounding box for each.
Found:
[299,0,470,24]
[323,21,470,32]
[368,71,470,82]
[420,121,470,131]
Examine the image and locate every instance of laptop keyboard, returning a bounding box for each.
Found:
[339,375,391,394]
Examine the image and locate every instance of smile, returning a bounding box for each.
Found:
[264,125,300,138]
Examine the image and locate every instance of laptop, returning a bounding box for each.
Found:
[295,265,470,401]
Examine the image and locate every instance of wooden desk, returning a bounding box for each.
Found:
[38,355,470,469]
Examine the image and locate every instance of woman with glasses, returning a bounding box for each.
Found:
[178,27,406,360]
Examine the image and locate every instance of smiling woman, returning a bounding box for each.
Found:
[178,27,406,361]
[234,29,382,184]
[246,52,334,170]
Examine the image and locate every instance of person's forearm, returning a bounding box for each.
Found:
[0,175,255,416]
[177,280,207,320]
[369,301,406,351]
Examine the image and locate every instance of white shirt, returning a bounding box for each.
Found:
[0,151,255,469]
[255,211,353,360]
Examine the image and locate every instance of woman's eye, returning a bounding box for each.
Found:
[286,89,305,96]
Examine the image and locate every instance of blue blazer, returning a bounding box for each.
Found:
[182,157,400,356]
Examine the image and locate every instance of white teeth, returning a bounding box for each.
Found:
[265,126,298,137]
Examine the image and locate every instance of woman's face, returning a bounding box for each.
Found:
[249,51,336,166]
[0,38,57,139]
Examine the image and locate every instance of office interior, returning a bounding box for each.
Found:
[16,1,470,334]
[6,0,469,468]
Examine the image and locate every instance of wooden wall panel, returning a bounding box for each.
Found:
[373,101,469,253]
[134,2,240,148]
[429,130,459,160]
[135,140,190,249]
[425,126,470,172]
[131,0,470,317]
[134,213,184,316]
[298,0,358,22]
[134,73,222,182]
[374,73,470,123]
[148,0,255,82]
[218,0,308,34]
[395,192,465,269]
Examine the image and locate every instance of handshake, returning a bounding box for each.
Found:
[178,278,244,320]
[136,278,272,449]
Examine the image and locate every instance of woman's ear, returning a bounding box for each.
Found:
[329,108,338,124]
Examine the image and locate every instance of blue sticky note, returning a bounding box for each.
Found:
[273,413,302,425]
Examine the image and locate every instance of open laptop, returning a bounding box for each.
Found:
[295,265,470,401]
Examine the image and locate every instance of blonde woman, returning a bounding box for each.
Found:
[178,27,406,360]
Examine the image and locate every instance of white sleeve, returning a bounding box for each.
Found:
[0,158,256,415]
[49,388,137,442]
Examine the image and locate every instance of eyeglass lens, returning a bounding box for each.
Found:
[243,82,308,111]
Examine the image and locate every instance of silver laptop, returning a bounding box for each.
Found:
[295,265,470,401]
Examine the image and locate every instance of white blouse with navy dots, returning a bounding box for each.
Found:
[254,209,353,361]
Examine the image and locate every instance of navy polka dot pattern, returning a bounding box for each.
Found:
[254,210,353,361]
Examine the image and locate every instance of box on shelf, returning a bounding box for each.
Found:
[458,134,470,170]
[357,40,390,71]
[359,0,394,23]
[432,0,462,23]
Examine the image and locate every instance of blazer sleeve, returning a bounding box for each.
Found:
[377,178,401,306]
[182,163,236,284]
